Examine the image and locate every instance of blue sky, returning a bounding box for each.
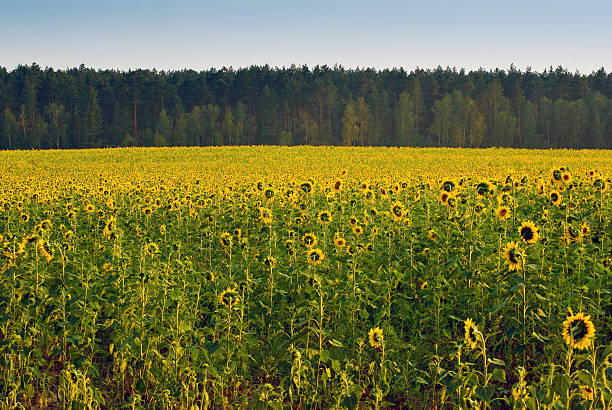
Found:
[2,0,611,73]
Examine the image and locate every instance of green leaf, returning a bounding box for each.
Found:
[474,385,494,402]
[491,368,506,383]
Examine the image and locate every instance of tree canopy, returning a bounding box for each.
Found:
[1,63,611,149]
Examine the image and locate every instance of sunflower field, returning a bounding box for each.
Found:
[0,146,611,409]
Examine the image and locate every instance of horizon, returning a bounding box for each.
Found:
[3,62,610,76]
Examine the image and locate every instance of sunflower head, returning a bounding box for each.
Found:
[334,237,346,247]
[145,242,159,256]
[368,326,384,349]
[496,205,511,221]
[317,210,332,224]
[562,311,595,350]
[302,233,317,248]
[580,222,590,236]
[332,179,342,192]
[580,385,594,401]
[428,229,437,241]
[474,202,486,215]
[220,232,233,248]
[464,318,479,349]
[518,221,539,244]
[390,202,405,221]
[306,248,324,265]
[263,256,276,269]
[561,172,573,184]
[550,190,562,206]
[501,241,522,271]
[258,207,273,224]
[218,286,240,308]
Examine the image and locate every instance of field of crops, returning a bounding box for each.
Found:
[0,146,610,409]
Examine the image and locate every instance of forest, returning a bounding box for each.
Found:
[1,63,611,149]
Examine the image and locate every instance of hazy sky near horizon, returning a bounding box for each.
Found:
[2,0,611,73]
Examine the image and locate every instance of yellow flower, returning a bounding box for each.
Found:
[390,201,405,221]
[145,242,159,255]
[306,248,324,265]
[496,205,511,221]
[317,210,332,224]
[218,286,240,308]
[302,233,317,248]
[562,311,595,350]
[580,385,594,401]
[428,229,437,241]
[464,318,478,349]
[258,207,273,224]
[368,326,383,349]
[37,240,53,262]
[220,232,233,248]
[518,221,539,244]
[501,241,521,271]
[550,190,561,206]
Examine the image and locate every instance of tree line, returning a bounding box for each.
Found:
[1,63,611,149]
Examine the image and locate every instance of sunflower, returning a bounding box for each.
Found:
[497,192,513,205]
[562,311,595,350]
[511,385,530,402]
[145,242,159,256]
[160,224,166,235]
[464,318,479,349]
[580,222,590,237]
[20,213,29,223]
[390,201,405,221]
[220,232,233,248]
[40,219,52,231]
[306,248,324,265]
[441,180,455,193]
[143,207,153,216]
[564,225,581,243]
[580,385,594,401]
[439,191,450,206]
[368,326,383,349]
[332,179,342,192]
[348,216,358,226]
[428,229,437,241]
[36,240,53,262]
[103,216,116,238]
[496,205,511,221]
[63,230,74,241]
[474,202,486,215]
[561,171,573,184]
[258,207,273,224]
[263,256,276,269]
[84,203,96,213]
[317,210,332,224]
[218,286,240,308]
[593,178,607,192]
[518,221,539,244]
[501,241,521,271]
[352,225,363,235]
[334,237,346,248]
[549,190,562,206]
[302,233,317,248]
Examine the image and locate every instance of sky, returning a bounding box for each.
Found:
[1,0,611,73]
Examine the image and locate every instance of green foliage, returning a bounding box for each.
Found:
[1,64,612,149]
